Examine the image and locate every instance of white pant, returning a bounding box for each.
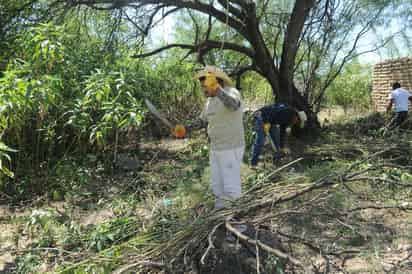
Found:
[209,146,244,209]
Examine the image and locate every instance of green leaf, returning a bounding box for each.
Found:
[118,118,128,129]
[107,234,115,241]
[0,105,7,114]
[0,142,18,153]
[97,241,102,251]
[1,166,14,178]
[96,92,102,102]
[401,173,412,182]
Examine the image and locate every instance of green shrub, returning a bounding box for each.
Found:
[326,61,372,112]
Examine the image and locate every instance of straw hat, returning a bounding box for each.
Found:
[194,65,233,87]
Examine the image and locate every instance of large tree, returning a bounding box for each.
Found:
[43,0,404,128]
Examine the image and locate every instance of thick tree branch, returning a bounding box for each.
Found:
[132,40,254,58]
[63,0,247,36]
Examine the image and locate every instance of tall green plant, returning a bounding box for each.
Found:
[66,69,144,152]
[0,141,17,179]
[0,23,67,170]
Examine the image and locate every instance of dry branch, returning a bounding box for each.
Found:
[225,218,310,272]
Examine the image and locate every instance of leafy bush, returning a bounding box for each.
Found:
[65,69,144,151]
[326,61,372,112]
[0,22,148,196]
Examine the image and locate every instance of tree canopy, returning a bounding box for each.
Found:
[2,0,412,125]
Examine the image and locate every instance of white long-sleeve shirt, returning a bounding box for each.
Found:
[201,87,245,151]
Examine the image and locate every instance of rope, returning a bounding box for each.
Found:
[219,0,230,53]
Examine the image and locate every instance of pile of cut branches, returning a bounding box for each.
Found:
[59,141,412,274]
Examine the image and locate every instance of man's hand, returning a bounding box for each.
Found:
[204,74,220,97]
[173,124,186,138]
[263,123,271,135]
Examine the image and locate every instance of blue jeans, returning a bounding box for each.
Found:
[386,111,408,130]
[250,113,280,166]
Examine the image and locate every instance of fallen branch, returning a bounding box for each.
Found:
[255,228,261,274]
[225,218,310,273]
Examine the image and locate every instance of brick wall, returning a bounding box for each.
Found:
[372,57,412,112]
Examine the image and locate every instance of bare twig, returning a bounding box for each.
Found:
[255,228,260,274]
[200,222,223,265]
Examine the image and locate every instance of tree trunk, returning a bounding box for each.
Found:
[277,0,319,131]
[279,78,320,130]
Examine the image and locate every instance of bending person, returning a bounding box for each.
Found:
[250,103,306,167]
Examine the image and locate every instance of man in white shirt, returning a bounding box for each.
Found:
[386,82,412,130]
[195,66,245,210]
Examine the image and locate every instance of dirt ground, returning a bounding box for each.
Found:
[1,121,412,273]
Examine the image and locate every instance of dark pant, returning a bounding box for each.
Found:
[250,113,280,166]
[387,111,408,130]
